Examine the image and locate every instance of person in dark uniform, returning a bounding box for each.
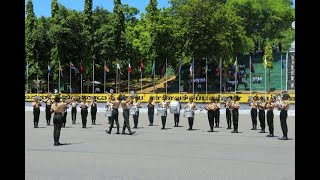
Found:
[158,95,169,130]
[71,97,78,124]
[51,95,71,146]
[225,96,232,129]
[121,95,135,135]
[257,96,266,133]
[106,94,120,134]
[44,94,53,126]
[132,95,141,128]
[61,96,69,128]
[80,97,89,128]
[147,96,155,126]
[231,95,240,133]
[32,96,42,128]
[277,93,290,140]
[249,95,258,130]
[205,97,215,132]
[184,96,197,130]
[215,96,221,127]
[90,97,97,125]
[266,97,275,137]
[170,97,181,127]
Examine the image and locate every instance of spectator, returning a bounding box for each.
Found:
[95,87,100,93]
[257,75,262,84]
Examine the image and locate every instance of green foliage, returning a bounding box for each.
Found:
[25,0,37,77]
[264,43,274,69]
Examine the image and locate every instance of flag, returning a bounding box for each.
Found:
[104,64,109,72]
[128,62,132,73]
[116,63,121,69]
[161,63,166,77]
[151,60,155,76]
[263,57,267,68]
[59,68,63,77]
[189,62,193,77]
[233,59,238,72]
[70,62,80,73]
[48,63,51,74]
[26,62,28,77]
[215,64,220,77]
[80,64,85,74]
[250,59,255,73]
[281,58,284,69]
[139,61,143,72]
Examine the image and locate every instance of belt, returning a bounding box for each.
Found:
[281,109,288,112]
[54,112,62,115]
[113,108,118,110]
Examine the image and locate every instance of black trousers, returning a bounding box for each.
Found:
[267,111,274,135]
[215,110,220,127]
[33,108,40,127]
[91,107,97,124]
[226,108,232,128]
[81,109,88,128]
[133,111,139,128]
[148,107,154,125]
[188,117,194,129]
[258,109,266,131]
[232,109,239,131]
[53,113,63,143]
[280,110,288,137]
[45,105,52,124]
[71,107,77,123]
[174,113,180,126]
[208,111,214,130]
[251,108,258,128]
[122,109,132,133]
[62,111,67,127]
[108,109,120,133]
[161,115,167,128]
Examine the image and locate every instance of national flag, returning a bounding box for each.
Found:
[263,57,267,68]
[233,59,238,72]
[151,60,155,76]
[128,62,132,73]
[161,63,166,77]
[281,58,284,70]
[59,68,63,77]
[189,62,194,77]
[139,61,143,72]
[250,59,255,73]
[48,63,51,74]
[80,63,85,74]
[215,64,220,77]
[70,62,80,73]
[116,63,121,69]
[104,64,109,72]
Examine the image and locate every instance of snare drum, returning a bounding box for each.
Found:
[157,108,167,116]
[169,101,179,114]
[106,109,112,117]
[130,107,138,115]
[184,110,194,118]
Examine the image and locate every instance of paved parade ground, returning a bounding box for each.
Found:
[25,110,295,180]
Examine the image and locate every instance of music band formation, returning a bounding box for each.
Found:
[31,93,291,146]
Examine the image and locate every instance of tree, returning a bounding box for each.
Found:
[263,43,274,92]
[83,0,93,68]
[113,0,126,69]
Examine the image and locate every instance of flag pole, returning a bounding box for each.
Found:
[92,59,94,93]
[69,61,72,93]
[153,60,155,94]
[166,58,168,95]
[265,57,267,97]
[219,57,222,96]
[26,61,29,92]
[128,60,130,94]
[192,57,194,95]
[81,61,83,94]
[179,59,181,94]
[104,60,106,94]
[281,54,283,91]
[116,64,118,94]
[286,52,288,91]
[118,65,121,94]
[140,61,142,94]
[234,56,237,94]
[36,61,39,94]
[205,57,207,99]
[58,60,61,93]
[249,55,252,95]
[47,62,49,93]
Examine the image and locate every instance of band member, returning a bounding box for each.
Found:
[231,95,240,133]
[214,97,221,127]
[132,95,141,128]
[158,95,169,130]
[170,97,181,127]
[249,95,258,130]
[80,97,89,128]
[90,97,97,125]
[277,94,290,140]
[257,96,266,133]
[266,97,275,137]
[71,97,78,124]
[44,94,53,125]
[205,97,215,132]
[106,94,120,134]
[106,95,113,124]
[32,96,42,128]
[147,96,155,126]
[61,96,69,128]
[51,95,71,146]
[185,96,197,130]
[121,95,135,135]
[225,96,232,129]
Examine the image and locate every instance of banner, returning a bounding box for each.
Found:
[25,93,295,104]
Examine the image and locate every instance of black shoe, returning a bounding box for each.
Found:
[115,132,120,134]
[54,142,62,146]
[231,130,236,133]
[106,130,111,134]
[129,131,136,135]
[266,134,274,137]
[133,126,137,129]
[207,129,213,132]
[251,128,254,130]
[161,127,165,130]
[122,132,126,134]
[149,124,152,126]
[283,136,288,140]
[258,131,263,133]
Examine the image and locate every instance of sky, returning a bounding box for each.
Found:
[26,0,172,18]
